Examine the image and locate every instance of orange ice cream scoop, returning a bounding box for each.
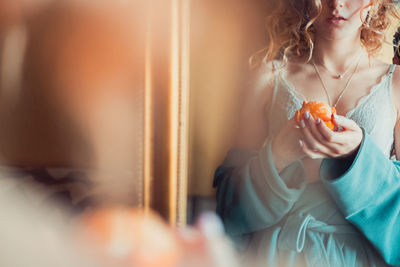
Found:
[295,101,336,130]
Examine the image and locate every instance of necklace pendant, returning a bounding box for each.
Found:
[337,74,344,80]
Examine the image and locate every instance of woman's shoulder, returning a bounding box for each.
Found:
[388,61,400,90]
[369,57,396,74]
[370,58,400,118]
[250,59,277,82]
[364,58,398,90]
[239,61,274,105]
[233,60,277,149]
[390,62,400,118]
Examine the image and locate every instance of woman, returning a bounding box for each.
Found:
[214,0,400,266]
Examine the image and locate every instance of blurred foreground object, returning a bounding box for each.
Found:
[0,0,50,28]
[178,212,240,267]
[0,0,146,209]
[0,192,239,267]
[0,0,190,223]
[78,208,239,267]
[0,175,98,267]
[79,208,182,267]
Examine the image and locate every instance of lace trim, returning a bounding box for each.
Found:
[275,64,395,117]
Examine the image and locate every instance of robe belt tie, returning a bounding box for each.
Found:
[277,212,360,252]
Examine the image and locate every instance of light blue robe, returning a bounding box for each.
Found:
[320,129,400,266]
[214,129,392,266]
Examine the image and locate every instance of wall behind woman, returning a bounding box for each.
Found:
[188,0,268,198]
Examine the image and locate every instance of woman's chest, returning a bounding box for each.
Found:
[284,69,390,116]
[270,67,397,157]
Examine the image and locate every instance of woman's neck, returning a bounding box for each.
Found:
[313,33,364,72]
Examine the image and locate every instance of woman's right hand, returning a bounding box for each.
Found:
[271,116,305,172]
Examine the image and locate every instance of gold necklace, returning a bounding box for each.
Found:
[312,54,362,108]
[317,51,362,80]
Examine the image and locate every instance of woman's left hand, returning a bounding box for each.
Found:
[298,112,363,159]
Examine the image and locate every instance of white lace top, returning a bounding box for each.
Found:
[267,62,397,158]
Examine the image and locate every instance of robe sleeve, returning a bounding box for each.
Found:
[320,129,400,266]
[213,140,307,245]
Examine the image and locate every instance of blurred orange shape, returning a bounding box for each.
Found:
[80,208,181,267]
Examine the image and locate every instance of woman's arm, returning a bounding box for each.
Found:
[319,129,400,266]
[318,67,400,266]
[233,62,274,149]
[214,141,307,240]
[213,62,307,246]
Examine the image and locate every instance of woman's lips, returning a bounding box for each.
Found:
[326,16,346,25]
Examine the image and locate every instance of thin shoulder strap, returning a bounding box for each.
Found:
[267,61,279,138]
[387,64,397,94]
[386,64,397,159]
[389,64,396,76]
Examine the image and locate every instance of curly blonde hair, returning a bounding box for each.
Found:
[250,0,399,68]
